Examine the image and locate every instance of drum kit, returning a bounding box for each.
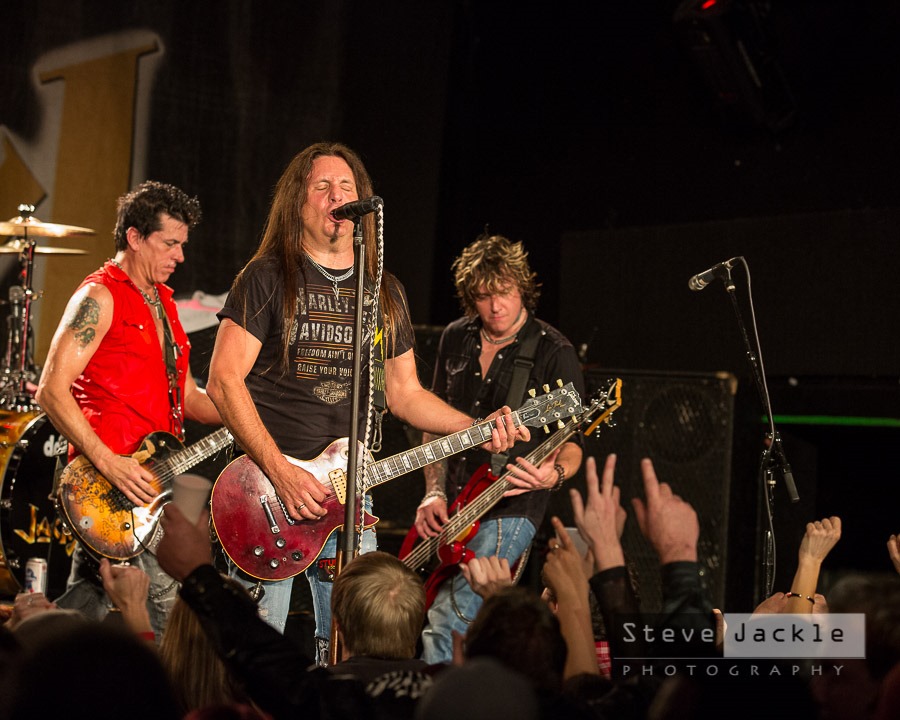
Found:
[0,204,94,600]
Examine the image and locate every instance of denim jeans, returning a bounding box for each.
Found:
[55,544,179,639]
[230,495,377,665]
[420,516,536,664]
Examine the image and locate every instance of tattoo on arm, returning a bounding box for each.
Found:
[422,432,448,492]
[66,298,100,348]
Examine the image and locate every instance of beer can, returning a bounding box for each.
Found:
[24,558,48,595]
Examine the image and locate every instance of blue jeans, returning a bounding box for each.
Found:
[55,544,179,639]
[230,496,377,665]
[420,517,536,664]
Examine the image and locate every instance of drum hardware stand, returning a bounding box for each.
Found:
[0,204,92,412]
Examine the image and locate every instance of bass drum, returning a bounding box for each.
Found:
[0,409,75,599]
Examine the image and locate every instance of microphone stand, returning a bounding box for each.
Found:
[718,259,798,606]
[342,218,368,561]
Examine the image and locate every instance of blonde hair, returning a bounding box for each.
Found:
[159,577,253,713]
[332,552,425,659]
[452,233,540,317]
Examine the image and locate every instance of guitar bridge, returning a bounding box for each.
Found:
[260,494,280,533]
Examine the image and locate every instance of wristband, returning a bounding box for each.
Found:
[419,489,448,508]
[786,591,815,605]
[549,463,566,491]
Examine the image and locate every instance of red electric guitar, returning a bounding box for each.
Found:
[210,382,582,582]
[398,378,622,607]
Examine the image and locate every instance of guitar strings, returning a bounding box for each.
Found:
[403,421,579,569]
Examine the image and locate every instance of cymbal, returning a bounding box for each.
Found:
[0,239,88,256]
[0,214,95,238]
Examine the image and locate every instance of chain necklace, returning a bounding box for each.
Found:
[306,253,354,299]
[110,259,164,319]
[480,308,525,345]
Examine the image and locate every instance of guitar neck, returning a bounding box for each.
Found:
[163,426,233,477]
[364,413,522,491]
[401,420,580,571]
[450,420,579,528]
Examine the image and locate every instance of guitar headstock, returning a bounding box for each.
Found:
[518,380,583,432]
[582,378,623,435]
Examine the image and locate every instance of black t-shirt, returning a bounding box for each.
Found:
[431,314,586,527]
[218,256,414,459]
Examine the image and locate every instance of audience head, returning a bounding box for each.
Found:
[415,657,538,720]
[810,572,900,720]
[332,551,425,660]
[464,586,566,693]
[159,578,254,713]
[2,619,180,720]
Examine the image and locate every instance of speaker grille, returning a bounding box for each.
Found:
[582,369,736,612]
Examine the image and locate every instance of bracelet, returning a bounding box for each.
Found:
[786,591,815,605]
[471,417,484,427]
[419,489,448,507]
[549,463,566,491]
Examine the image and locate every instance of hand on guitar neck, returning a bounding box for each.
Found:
[476,404,531,453]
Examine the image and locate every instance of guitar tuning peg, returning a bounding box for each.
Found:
[557,419,565,429]
[543,424,550,434]
[528,388,536,398]
[542,383,550,393]
[556,378,563,387]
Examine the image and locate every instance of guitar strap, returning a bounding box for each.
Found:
[490,318,543,476]
[160,306,185,441]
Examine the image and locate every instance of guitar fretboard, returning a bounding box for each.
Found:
[158,427,234,480]
[402,418,581,570]
[364,414,520,489]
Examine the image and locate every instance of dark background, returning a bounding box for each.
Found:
[3,0,898,607]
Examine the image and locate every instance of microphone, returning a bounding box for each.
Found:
[688,257,740,291]
[332,196,383,221]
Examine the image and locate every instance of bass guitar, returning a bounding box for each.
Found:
[56,426,234,561]
[210,382,582,582]
[398,378,622,607]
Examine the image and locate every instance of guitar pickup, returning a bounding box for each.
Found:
[330,469,347,504]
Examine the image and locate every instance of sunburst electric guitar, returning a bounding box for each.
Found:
[56,427,234,561]
[399,378,622,607]
[210,382,583,582]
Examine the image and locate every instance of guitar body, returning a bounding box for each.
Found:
[400,463,500,608]
[57,432,181,561]
[211,383,583,583]
[210,441,378,582]
[400,379,621,609]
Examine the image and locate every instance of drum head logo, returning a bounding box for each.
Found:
[43,433,68,458]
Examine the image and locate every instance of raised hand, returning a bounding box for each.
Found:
[460,556,513,600]
[799,517,841,565]
[631,458,699,564]
[570,455,626,571]
[157,503,214,582]
[888,533,900,576]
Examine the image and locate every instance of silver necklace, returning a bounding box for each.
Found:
[480,308,524,345]
[110,259,164,319]
[306,254,354,299]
